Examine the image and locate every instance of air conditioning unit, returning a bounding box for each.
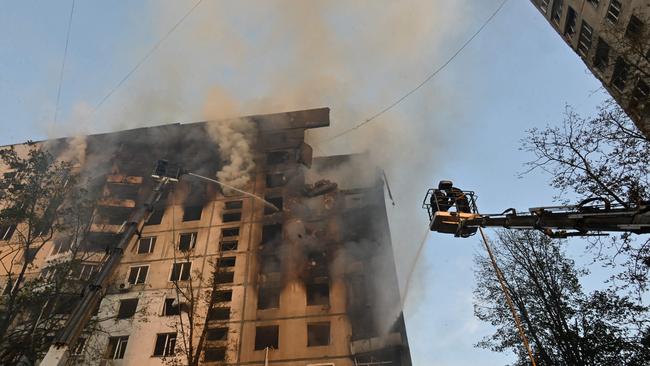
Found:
[118,282,132,292]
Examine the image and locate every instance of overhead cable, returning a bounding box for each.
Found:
[53,0,76,125]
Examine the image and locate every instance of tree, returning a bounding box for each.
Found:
[521,101,650,293]
[474,230,650,366]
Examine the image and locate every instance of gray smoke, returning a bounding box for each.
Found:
[205,118,256,193]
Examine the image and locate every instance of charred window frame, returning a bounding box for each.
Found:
[145,207,164,226]
[204,347,226,361]
[563,6,577,39]
[206,328,228,341]
[182,205,203,222]
[551,0,563,26]
[207,307,230,321]
[261,224,282,246]
[266,173,286,188]
[153,333,177,357]
[612,56,630,91]
[163,298,181,316]
[606,0,621,24]
[137,236,156,254]
[179,232,197,251]
[264,196,283,215]
[220,240,238,251]
[217,257,236,268]
[106,336,129,359]
[224,200,243,210]
[593,38,610,72]
[306,282,330,306]
[577,21,593,57]
[0,224,16,241]
[266,150,291,165]
[170,262,192,282]
[257,286,280,310]
[128,265,149,285]
[254,325,279,350]
[117,298,139,319]
[222,212,241,223]
[307,322,330,347]
[214,271,234,284]
[212,290,233,303]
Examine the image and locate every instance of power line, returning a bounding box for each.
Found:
[321,0,509,144]
[89,0,203,117]
[53,0,76,125]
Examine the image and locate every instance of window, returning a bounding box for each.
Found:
[53,295,78,315]
[217,257,236,268]
[128,265,148,285]
[204,347,226,361]
[51,239,71,255]
[632,79,650,104]
[538,0,550,13]
[212,290,233,303]
[222,212,241,223]
[551,0,563,26]
[593,38,610,72]
[183,205,203,221]
[261,224,282,245]
[258,286,280,310]
[208,307,230,321]
[2,280,16,295]
[264,196,283,215]
[606,0,621,23]
[106,336,129,359]
[0,225,15,241]
[306,283,330,306]
[117,298,139,319]
[163,298,180,316]
[254,325,279,350]
[587,0,599,7]
[307,322,330,347]
[214,272,234,284]
[71,337,86,355]
[220,240,238,251]
[626,14,644,39]
[577,21,593,57]
[153,333,177,357]
[266,173,286,188]
[266,151,291,165]
[137,237,156,254]
[170,262,192,281]
[206,328,228,341]
[179,232,197,251]
[145,208,164,225]
[260,253,281,273]
[221,227,239,238]
[78,264,99,281]
[612,57,630,91]
[564,6,577,39]
[224,200,243,210]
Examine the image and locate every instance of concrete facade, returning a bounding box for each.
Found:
[0,108,411,366]
[530,0,650,136]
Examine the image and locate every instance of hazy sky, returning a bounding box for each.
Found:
[0,1,609,364]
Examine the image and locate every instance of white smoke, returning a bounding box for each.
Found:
[205,118,256,194]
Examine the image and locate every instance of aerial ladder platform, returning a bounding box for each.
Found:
[423,180,650,238]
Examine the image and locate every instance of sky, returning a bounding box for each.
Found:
[0,0,611,365]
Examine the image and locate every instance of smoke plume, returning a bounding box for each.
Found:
[205,118,256,194]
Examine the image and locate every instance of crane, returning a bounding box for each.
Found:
[423,180,650,238]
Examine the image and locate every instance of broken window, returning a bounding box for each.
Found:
[106,336,129,359]
[0,225,15,241]
[153,333,176,357]
[137,236,156,254]
[306,283,329,306]
[266,151,291,165]
[221,227,240,238]
[212,290,233,303]
[222,212,241,223]
[612,57,630,91]
[563,6,577,39]
[163,298,180,316]
[82,232,117,252]
[204,347,226,361]
[220,240,238,251]
[257,286,280,310]
[606,0,621,23]
[254,325,279,350]
[170,262,192,281]
[266,173,286,188]
[208,307,230,321]
[551,0,563,26]
[217,257,236,268]
[307,322,330,347]
[593,38,610,72]
[224,200,243,210]
[206,328,228,341]
[179,232,197,251]
[264,196,283,215]
[306,251,328,277]
[182,205,203,221]
[214,271,234,284]
[577,21,593,57]
[128,266,148,285]
[117,298,139,319]
[626,14,644,39]
[95,206,131,226]
[261,224,282,246]
[145,208,164,225]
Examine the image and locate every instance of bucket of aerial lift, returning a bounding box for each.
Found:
[423,181,480,237]
[430,210,480,237]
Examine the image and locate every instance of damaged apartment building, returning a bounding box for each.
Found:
[0,108,412,366]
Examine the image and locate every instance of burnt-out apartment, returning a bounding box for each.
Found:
[0,108,411,365]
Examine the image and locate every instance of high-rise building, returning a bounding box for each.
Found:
[0,108,411,366]
[530,0,650,136]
